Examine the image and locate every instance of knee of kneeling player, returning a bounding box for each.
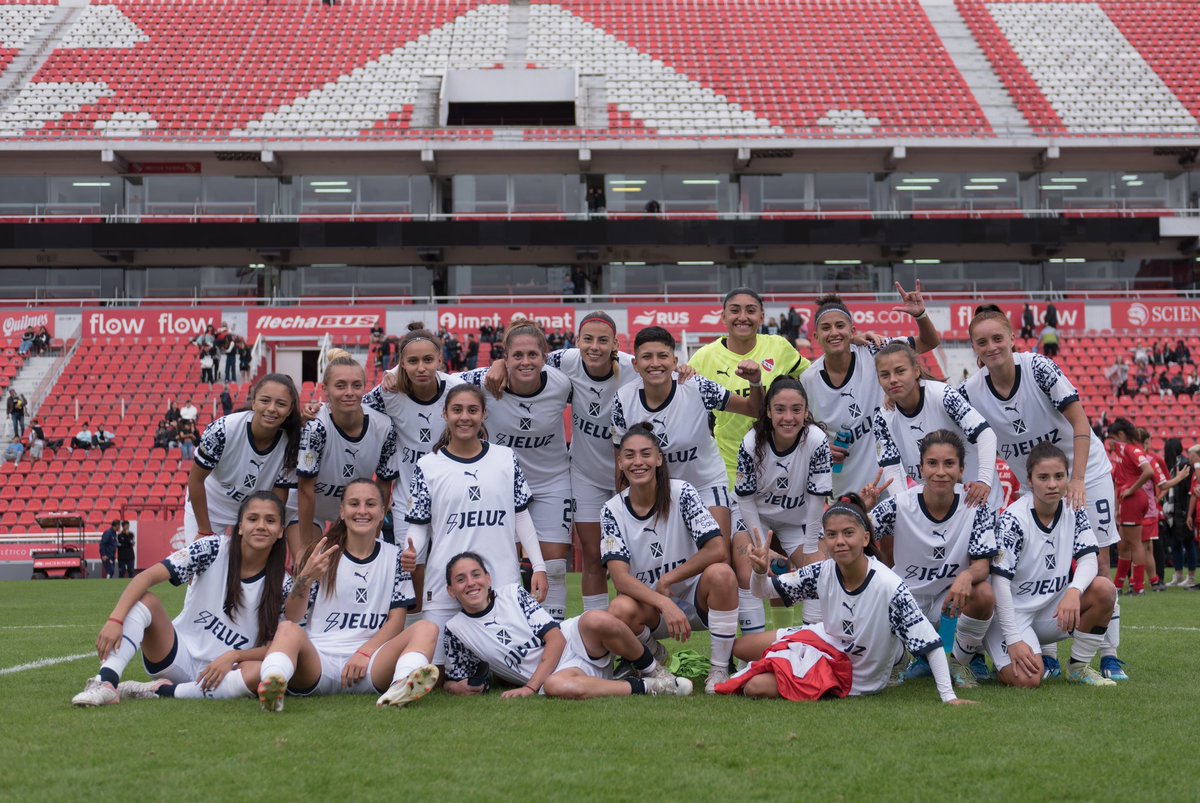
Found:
[702,562,738,594]
[1087,576,1118,610]
[968,580,995,611]
[606,594,639,621]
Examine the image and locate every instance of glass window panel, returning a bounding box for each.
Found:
[0,177,44,212]
[46,177,121,214]
[813,173,870,211]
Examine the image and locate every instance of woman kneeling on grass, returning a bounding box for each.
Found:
[727,494,975,704]
[257,479,440,712]
[985,443,1118,689]
[441,552,692,699]
[73,492,289,706]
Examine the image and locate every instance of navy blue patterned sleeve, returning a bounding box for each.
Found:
[404,465,432,524]
[992,511,1024,579]
[161,535,223,586]
[600,505,631,564]
[391,547,416,610]
[694,376,731,412]
[808,437,833,495]
[873,410,901,467]
[870,498,898,542]
[1072,506,1099,560]
[734,442,758,497]
[376,424,400,482]
[889,583,941,656]
[442,625,481,683]
[295,419,326,479]
[517,587,559,639]
[968,503,999,560]
[770,563,822,607]
[193,416,228,471]
[940,384,990,444]
[512,456,531,512]
[1030,354,1080,411]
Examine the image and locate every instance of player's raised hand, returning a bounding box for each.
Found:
[735,359,762,385]
[748,527,772,575]
[857,469,892,509]
[892,280,926,318]
[483,359,508,400]
[401,537,417,573]
[301,536,338,583]
[381,368,401,393]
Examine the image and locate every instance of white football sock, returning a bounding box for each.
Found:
[259,652,295,684]
[582,593,609,613]
[100,600,152,680]
[172,669,252,700]
[544,559,568,621]
[708,608,739,670]
[951,613,990,665]
[390,651,432,686]
[738,588,766,634]
[1100,600,1120,658]
[1070,630,1107,666]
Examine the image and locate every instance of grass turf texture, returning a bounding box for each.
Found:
[1,579,1197,802]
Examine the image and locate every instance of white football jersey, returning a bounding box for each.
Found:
[734,426,832,529]
[960,352,1110,485]
[802,340,910,497]
[298,539,413,654]
[364,372,464,527]
[162,535,284,662]
[874,380,993,490]
[442,583,560,686]
[192,410,291,526]
[992,495,1098,614]
[771,556,942,696]
[870,485,998,602]
[600,479,722,589]
[548,348,637,489]
[460,367,573,493]
[295,404,399,522]
[611,376,731,494]
[405,442,532,612]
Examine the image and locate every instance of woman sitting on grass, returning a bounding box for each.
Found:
[72,493,290,706]
[441,552,692,699]
[729,493,975,705]
[256,479,439,712]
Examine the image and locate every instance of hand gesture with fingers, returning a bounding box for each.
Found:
[401,538,417,573]
[301,536,338,585]
[893,280,926,319]
[748,527,772,575]
[857,469,893,510]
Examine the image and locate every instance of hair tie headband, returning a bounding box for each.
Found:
[814,304,852,326]
[401,335,436,351]
[579,312,617,334]
[823,502,868,530]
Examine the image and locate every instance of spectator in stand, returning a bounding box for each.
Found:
[179,400,198,424]
[1134,363,1151,393]
[7,388,27,439]
[153,420,173,456]
[1158,370,1173,399]
[239,339,252,377]
[32,326,49,356]
[465,334,479,370]
[1044,300,1058,329]
[1151,340,1164,367]
[95,424,117,455]
[99,520,118,579]
[1105,357,1130,399]
[480,323,493,344]
[1171,371,1188,399]
[71,421,93,453]
[27,417,46,460]
[490,340,504,362]
[1133,346,1149,368]
[18,326,34,356]
[116,521,135,578]
[1187,369,1200,398]
[1164,441,1197,588]
[1020,303,1035,341]
[220,385,234,417]
[370,322,384,344]
[2,439,23,467]
[192,323,215,350]
[1172,340,1194,367]
[199,347,215,385]
[176,418,196,468]
[165,400,181,425]
[763,316,780,336]
[224,336,239,383]
[1038,324,1060,359]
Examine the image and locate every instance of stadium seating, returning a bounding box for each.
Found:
[957,0,1200,134]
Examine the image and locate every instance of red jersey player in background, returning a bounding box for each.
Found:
[1106,419,1155,595]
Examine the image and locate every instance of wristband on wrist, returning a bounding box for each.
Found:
[749,381,762,388]
[198,530,215,537]
[524,684,537,692]
[356,649,372,660]
[107,617,124,627]
[914,311,928,321]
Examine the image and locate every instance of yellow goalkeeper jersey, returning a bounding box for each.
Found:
[688,334,811,486]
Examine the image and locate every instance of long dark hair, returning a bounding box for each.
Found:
[431,384,489,454]
[223,491,288,647]
[250,373,302,473]
[918,429,966,468]
[302,478,383,600]
[616,423,672,522]
[752,378,822,470]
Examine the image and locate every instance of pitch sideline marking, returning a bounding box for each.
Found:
[0,624,91,630]
[0,652,92,676]
[1126,625,1200,633]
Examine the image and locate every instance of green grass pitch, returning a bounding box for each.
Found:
[1,578,1197,802]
